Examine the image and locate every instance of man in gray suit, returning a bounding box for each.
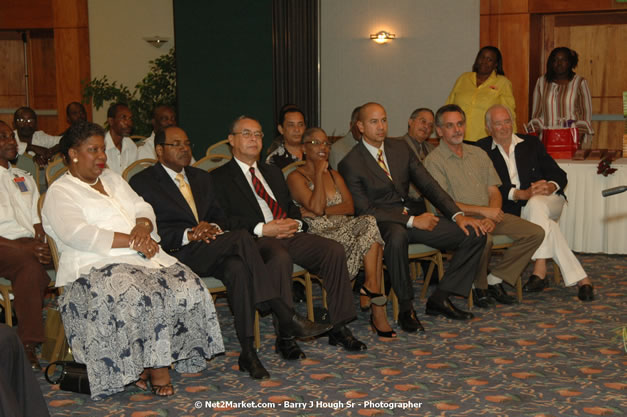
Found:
[339,102,486,333]
[398,108,436,162]
[329,106,361,169]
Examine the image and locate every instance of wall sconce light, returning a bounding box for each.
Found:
[143,36,170,48]
[370,31,396,44]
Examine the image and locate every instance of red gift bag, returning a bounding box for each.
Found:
[542,127,579,159]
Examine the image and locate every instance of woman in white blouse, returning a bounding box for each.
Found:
[42,121,223,400]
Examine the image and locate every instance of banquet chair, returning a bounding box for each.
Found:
[45,154,66,186]
[15,153,41,191]
[205,139,231,156]
[192,154,231,172]
[122,158,157,182]
[200,277,263,350]
[282,160,306,178]
[387,243,444,322]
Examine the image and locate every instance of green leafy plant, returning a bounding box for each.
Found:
[82,48,176,136]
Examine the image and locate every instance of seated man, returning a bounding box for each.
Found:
[130,126,330,379]
[339,102,486,333]
[266,106,306,169]
[328,106,361,170]
[211,116,366,355]
[476,104,594,301]
[137,104,176,160]
[13,106,61,166]
[0,121,51,369]
[425,104,544,307]
[104,102,138,174]
[66,101,87,126]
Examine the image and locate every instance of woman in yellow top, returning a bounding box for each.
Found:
[446,46,516,142]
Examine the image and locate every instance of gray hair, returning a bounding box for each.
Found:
[484,104,513,129]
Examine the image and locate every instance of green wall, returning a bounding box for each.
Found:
[174,0,274,159]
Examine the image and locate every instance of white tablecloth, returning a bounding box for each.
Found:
[557,158,627,254]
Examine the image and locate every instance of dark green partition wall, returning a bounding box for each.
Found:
[174,0,274,159]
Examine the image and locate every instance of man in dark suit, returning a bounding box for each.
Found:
[339,102,487,333]
[476,104,593,301]
[210,116,365,356]
[130,126,331,380]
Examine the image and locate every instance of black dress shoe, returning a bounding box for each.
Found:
[328,326,367,351]
[275,337,306,360]
[472,288,495,308]
[24,343,41,371]
[522,274,548,293]
[397,309,425,333]
[292,282,306,303]
[577,284,594,302]
[281,313,332,339]
[426,297,474,320]
[238,350,270,379]
[487,283,517,305]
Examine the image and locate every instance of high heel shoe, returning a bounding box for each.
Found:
[359,286,387,311]
[370,314,397,339]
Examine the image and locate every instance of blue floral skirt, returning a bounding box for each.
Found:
[59,262,224,400]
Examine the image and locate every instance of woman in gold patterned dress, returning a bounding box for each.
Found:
[287,128,395,339]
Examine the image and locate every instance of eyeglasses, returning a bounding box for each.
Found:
[162,141,194,149]
[16,118,35,124]
[232,130,264,139]
[303,140,332,147]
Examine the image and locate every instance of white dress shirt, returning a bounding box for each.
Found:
[137,131,157,160]
[42,168,176,286]
[492,133,559,200]
[0,163,40,239]
[233,157,277,236]
[104,131,139,174]
[15,130,62,155]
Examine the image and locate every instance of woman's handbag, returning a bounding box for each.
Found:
[542,127,579,159]
[45,361,91,395]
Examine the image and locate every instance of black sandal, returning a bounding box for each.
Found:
[359,286,387,311]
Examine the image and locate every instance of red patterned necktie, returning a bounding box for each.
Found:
[249,167,286,219]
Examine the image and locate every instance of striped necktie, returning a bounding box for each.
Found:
[175,173,199,221]
[249,167,286,219]
[377,149,393,181]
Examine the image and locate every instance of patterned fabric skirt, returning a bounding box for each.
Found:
[59,262,224,400]
[305,214,384,278]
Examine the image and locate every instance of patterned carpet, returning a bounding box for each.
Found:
[36,253,626,416]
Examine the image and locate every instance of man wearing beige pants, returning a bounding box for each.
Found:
[425,105,544,308]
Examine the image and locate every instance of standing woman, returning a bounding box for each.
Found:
[446,46,516,142]
[529,47,594,139]
[287,128,396,339]
[42,121,224,400]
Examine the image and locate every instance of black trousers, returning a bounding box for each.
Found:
[175,230,276,345]
[378,218,486,308]
[256,232,356,327]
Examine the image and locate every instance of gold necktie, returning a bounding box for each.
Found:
[377,149,393,181]
[175,173,199,221]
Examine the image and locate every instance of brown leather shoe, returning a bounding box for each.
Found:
[23,343,42,371]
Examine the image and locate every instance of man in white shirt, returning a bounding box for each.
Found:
[137,104,176,160]
[130,126,331,379]
[211,116,366,357]
[339,103,487,333]
[104,103,138,174]
[0,121,51,370]
[476,104,594,301]
[13,107,61,166]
